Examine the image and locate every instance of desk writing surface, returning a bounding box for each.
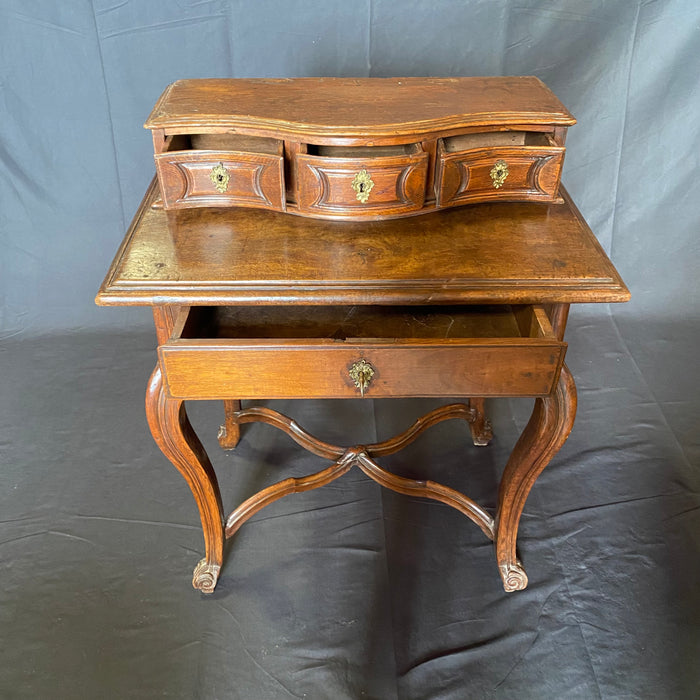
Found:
[97,178,628,307]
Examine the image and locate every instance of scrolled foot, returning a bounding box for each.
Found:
[192,558,221,593]
[499,561,528,592]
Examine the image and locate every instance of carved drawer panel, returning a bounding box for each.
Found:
[159,305,566,400]
[295,144,428,219]
[436,132,565,207]
[155,134,285,210]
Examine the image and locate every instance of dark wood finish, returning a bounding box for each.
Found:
[224,404,495,540]
[296,146,428,219]
[218,399,241,450]
[152,304,181,344]
[145,365,224,593]
[145,77,575,138]
[98,90,628,592]
[495,363,577,591]
[145,77,575,218]
[436,133,565,207]
[158,304,565,400]
[96,179,629,307]
[155,149,285,211]
[545,302,570,341]
[467,398,493,446]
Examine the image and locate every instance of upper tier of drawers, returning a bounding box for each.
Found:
[147,77,575,221]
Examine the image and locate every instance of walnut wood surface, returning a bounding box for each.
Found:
[436,141,564,206]
[495,363,577,591]
[145,77,575,140]
[223,404,495,541]
[96,178,629,307]
[155,149,285,210]
[159,303,565,400]
[468,398,493,446]
[218,399,241,450]
[188,304,526,339]
[146,77,575,218]
[97,162,628,593]
[296,149,428,218]
[145,365,224,593]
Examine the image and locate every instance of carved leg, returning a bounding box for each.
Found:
[146,366,225,593]
[218,399,242,449]
[468,398,493,446]
[495,364,577,592]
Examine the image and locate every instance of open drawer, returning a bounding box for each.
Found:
[435,131,565,207]
[159,305,566,400]
[295,143,428,219]
[154,133,285,211]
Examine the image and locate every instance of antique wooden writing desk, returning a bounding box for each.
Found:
[96,177,628,594]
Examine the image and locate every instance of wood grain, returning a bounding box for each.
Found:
[495,363,577,591]
[159,303,565,400]
[145,77,575,139]
[146,77,574,217]
[96,179,630,307]
[222,405,495,542]
[145,365,225,593]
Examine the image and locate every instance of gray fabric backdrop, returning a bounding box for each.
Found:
[1,2,699,698]
[1,0,698,335]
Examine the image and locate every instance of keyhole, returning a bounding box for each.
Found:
[358,183,364,192]
[217,174,224,182]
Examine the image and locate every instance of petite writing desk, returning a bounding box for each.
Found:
[96,178,628,593]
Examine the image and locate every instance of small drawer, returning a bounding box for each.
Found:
[159,305,566,400]
[296,144,428,219]
[436,132,565,207]
[155,134,285,211]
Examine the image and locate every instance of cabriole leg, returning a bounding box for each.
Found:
[146,366,225,593]
[495,364,577,591]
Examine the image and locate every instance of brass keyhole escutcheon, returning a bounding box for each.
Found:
[490,159,509,189]
[349,359,375,397]
[351,169,374,203]
[210,163,230,193]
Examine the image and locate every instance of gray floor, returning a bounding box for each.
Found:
[1,308,698,699]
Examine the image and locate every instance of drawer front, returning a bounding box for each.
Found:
[160,341,565,400]
[296,152,428,219]
[155,150,285,210]
[436,144,565,207]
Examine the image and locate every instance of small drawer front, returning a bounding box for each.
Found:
[296,151,428,219]
[436,143,565,207]
[155,150,285,210]
[160,341,565,400]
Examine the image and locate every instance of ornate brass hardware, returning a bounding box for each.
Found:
[490,159,509,189]
[210,163,230,193]
[351,169,374,203]
[349,359,375,396]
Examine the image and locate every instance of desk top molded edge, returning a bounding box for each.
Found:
[144,77,576,140]
[96,178,629,308]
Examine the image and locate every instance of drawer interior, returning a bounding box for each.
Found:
[306,143,422,158]
[175,304,555,342]
[163,133,283,155]
[442,131,555,153]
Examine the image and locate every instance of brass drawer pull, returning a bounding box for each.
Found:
[210,163,230,193]
[490,159,509,188]
[349,359,374,396]
[351,169,374,203]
